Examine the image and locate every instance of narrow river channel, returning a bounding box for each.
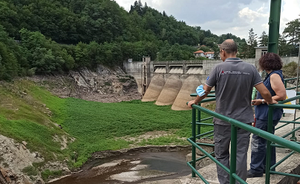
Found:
[49,149,192,184]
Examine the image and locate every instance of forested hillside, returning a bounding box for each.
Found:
[0,0,299,80]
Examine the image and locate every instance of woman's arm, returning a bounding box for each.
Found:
[270,73,286,101]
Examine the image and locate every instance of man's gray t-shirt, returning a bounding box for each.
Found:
[206,58,262,125]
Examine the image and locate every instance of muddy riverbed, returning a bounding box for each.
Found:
[48,146,194,184]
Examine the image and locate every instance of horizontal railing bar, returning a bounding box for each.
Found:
[284,77,298,81]
[190,91,215,97]
[278,96,300,104]
[196,122,214,126]
[282,126,300,138]
[190,122,214,126]
[232,173,247,184]
[196,142,214,147]
[187,162,210,184]
[199,116,214,121]
[191,104,300,153]
[187,138,230,173]
[200,133,214,139]
[270,144,286,148]
[275,122,290,130]
[271,104,300,109]
[195,130,214,137]
[270,171,300,178]
[190,152,215,163]
[278,120,300,124]
[285,86,300,90]
[198,98,217,103]
[270,151,294,170]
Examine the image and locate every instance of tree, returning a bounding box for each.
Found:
[247,28,258,58]
[0,42,19,80]
[283,18,300,45]
[258,31,268,46]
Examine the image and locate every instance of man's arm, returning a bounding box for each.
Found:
[254,83,276,104]
[188,85,213,108]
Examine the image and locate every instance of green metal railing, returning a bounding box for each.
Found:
[187,96,300,184]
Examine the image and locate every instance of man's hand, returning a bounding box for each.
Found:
[188,100,196,108]
[267,98,278,105]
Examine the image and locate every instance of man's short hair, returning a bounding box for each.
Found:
[220,40,238,54]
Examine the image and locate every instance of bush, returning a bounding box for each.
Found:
[282,61,298,77]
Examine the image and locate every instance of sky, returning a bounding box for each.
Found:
[114,0,300,40]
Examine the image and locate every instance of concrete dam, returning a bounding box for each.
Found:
[123,58,256,110]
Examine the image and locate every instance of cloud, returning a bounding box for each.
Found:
[238,7,268,23]
[281,0,300,33]
[114,0,300,39]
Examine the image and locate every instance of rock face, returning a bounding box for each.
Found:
[30,65,142,103]
[0,65,142,184]
[0,135,44,184]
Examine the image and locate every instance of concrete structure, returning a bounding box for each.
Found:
[123,55,297,110]
[123,58,255,110]
[254,47,298,69]
[123,59,256,93]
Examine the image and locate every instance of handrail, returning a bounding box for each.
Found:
[191,104,300,152]
[187,96,300,184]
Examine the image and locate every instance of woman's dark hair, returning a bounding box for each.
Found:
[259,52,283,71]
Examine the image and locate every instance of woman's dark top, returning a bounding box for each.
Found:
[255,70,284,121]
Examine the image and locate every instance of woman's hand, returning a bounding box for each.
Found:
[252,99,262,106]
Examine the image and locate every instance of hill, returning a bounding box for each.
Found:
[0,0,248,81]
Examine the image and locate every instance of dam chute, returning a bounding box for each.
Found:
[141,74,165,102]
[155,75,182,106]
[171,75,201,110]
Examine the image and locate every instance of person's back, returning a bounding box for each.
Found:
[210,59,261,125]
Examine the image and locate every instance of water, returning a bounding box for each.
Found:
[48,150,191,184]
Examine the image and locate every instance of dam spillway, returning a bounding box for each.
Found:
[155,75,182,106]
[123,58,257,110]
[141,61,208,110]
[141,74,165,102]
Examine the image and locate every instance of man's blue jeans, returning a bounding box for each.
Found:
[250,119,279,174]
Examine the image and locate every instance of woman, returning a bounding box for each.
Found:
[247,52,286,178]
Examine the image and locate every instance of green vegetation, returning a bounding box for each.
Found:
[41,169,62,180]
[282,61,298,77]
[63,99,212,167]
[0,0,248,81]
[22,166,39,176]
[1,0,299,80]
[0,80,212,169]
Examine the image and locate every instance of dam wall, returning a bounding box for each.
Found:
[123,58,255,110]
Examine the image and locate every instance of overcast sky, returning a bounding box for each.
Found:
[114,0,300,40]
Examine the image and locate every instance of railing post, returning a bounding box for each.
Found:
[230,125,237,184]
[265,106,274,184]
[197,103,201,138]
[192,108,196,177]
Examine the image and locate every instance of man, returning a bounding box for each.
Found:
[188,39,276,184]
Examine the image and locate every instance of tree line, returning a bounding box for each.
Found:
[0,0,299,80]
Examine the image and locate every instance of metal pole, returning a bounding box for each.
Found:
[268,0,282,53]
[197,104,201,138]
[230,125,237,184]
[265,106,274,184]
[291,44,300,141]
[192,108,196,177]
